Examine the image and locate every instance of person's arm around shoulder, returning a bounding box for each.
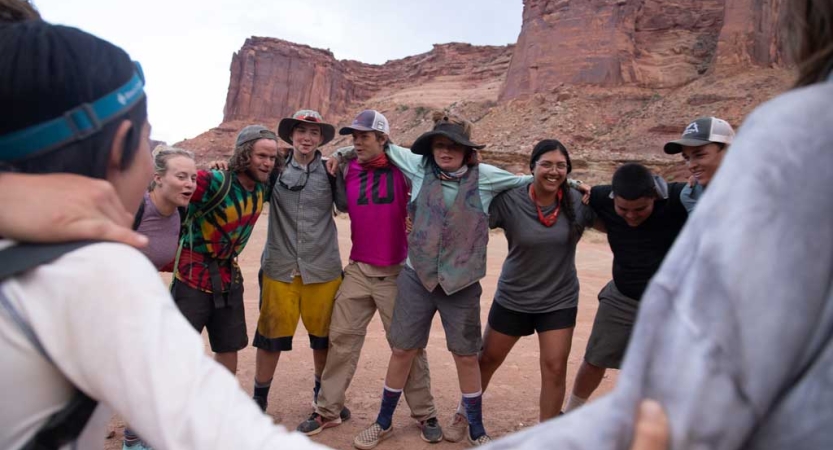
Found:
[488,189,511,230]
[22,243,326,450]
[0,172,147,248]
[478,163,533,194]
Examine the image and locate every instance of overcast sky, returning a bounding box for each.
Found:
[36,0,523,143]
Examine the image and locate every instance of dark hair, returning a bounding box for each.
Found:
[0,21,147,178]
[529,139,572,173]
[788,0,833,87]
[611,163,656,201]
[228,139,284,174]
[529,139,583,240]
[0,0,40,22]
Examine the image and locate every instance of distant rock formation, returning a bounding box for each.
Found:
[223,38,513,125]
[499,0,786,100]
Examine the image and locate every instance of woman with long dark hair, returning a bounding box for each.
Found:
[464,139,594,430]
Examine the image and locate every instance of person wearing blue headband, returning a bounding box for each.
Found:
[0,18,326,450]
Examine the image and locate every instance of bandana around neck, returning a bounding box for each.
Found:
[360,152,390,170]
[432,160,469,181]
[529,184,563,227]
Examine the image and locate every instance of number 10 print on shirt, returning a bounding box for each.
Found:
[357,168,395,205]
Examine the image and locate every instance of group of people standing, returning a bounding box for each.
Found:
[1,0,832,449]
[129,98,736,450]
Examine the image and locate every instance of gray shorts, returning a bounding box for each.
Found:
[584,281,640,369]
[389,266,483,355]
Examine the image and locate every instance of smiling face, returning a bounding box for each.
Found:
[431,136,467,172]
[248,138,279,183]
[155,155,197,207]
[291,123,323,156]
[681,143,725,186]
[613,195,655,227]
[532,150,569,196]
[352,130,386,163]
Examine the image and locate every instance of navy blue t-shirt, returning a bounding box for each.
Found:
[589,183,688,300]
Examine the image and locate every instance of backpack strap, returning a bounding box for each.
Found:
[131,200,146,231]
[0,241,100,450]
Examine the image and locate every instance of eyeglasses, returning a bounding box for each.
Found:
[278,163,309,191]
[536,161,568,171]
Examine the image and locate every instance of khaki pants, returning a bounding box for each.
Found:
[316,262,437,422]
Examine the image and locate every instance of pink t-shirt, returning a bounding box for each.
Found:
[344,160,409,266]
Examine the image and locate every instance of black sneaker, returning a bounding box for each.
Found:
[253,395,268,412]
[340,406,352,421]
[419,417,444,443]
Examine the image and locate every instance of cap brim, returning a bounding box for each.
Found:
[663,138,712,154]
[278,118,336,146]
[338,125,376,135]
[410,130,486,155]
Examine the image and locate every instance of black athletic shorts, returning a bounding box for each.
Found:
[171,279,248,353]
[487,300,577,337]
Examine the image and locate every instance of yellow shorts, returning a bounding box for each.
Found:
[253,274,342,351]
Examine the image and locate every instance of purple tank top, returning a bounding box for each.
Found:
[345,160,409,266]
[136,192,181,270]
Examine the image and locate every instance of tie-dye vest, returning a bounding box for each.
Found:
[408,163,489,295]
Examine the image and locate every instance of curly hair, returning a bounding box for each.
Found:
[227,140,284,175]
[228,140,254,173]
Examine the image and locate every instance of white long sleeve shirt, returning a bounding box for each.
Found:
[0,242,328,450]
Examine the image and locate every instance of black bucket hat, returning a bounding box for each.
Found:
[410,118,486,156]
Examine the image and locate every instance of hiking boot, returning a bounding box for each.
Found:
[297,412,343,436]
[443,412,468,443]
[467,432,492,447]
[253,395,268,412]
[353,422,392,450]
[419,417,443,443]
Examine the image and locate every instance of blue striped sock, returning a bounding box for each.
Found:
[463,392,485,439]
[375,386,402,430]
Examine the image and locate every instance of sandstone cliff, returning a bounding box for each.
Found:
[222,37,512,125]
[499,0,786,100]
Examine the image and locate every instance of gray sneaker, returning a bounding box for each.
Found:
[444,413,468,443]
[419,417,443,443]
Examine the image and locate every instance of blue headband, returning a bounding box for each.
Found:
[0,61,146,162]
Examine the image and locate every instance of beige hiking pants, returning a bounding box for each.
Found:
[316,262,437,422]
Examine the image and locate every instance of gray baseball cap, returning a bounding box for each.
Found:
[236,125,277,147]
[664,117,735,154]
[339,110,390,135]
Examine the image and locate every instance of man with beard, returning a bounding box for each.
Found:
[172,125,279,374]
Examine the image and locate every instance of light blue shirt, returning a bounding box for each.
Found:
[680,183,704,213]
[337,144,532,212]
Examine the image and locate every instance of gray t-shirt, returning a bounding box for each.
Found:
[489,186,595,313]
[136,192,180,270]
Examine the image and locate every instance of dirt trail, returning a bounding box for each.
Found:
[105,211,616,449]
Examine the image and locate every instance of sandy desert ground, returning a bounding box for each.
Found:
[106,209,618,449]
